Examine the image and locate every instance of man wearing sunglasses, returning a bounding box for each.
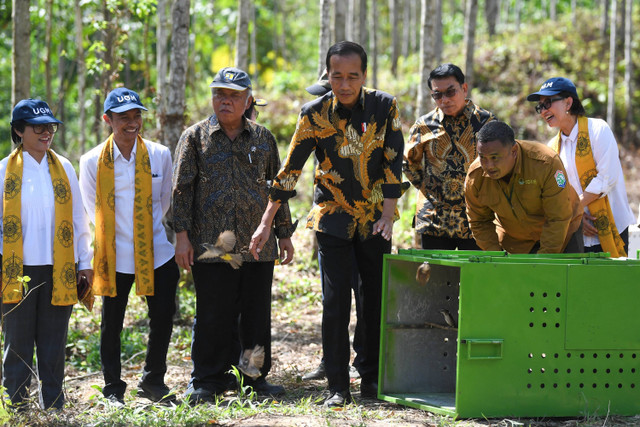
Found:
[404,63,495,251]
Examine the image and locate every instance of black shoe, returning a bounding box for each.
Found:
[105,393,125,407]
[183,386,216,406]
[247,378,285,397]
[302,361,326,381]
[323,390,351,408]
[360,381,378,398]
[138,380,177,403]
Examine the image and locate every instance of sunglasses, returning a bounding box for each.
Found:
[535,97,565,114]
[29,123,59,134]
[431,87,458,101]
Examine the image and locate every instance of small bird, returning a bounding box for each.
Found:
[238,345,265,379]
[416,262,431,286]
[197,230,243,269]
[439,309,457,328]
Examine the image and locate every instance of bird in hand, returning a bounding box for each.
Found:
[416,262,431,286]
[197,230,243,269]
[238,345,265,379]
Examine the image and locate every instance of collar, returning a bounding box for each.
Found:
[209,114,252,138]
[112,138,138,161]
[331,87,366,113]
[435,98,474,122]
[561,121,579,145]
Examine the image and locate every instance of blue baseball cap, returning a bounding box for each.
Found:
[11,99,62,125]
[527,77,579,101]
[209,67,252,91]
[103,87,148,114]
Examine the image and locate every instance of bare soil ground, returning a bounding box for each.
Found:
[29,146,640,425]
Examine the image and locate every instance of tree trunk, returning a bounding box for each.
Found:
[606,0,617,129]
[401,0,410,58]
[333,0,346,43]
[571,0,577,26]
[166,0,191,155]
[56,44,67,149]
[389,0,399,74]
[411,0,420,53]
[346,0,356,41]
[463,0,478,91]
[250,1,257,81]
[550,0,557,20]
[601,0,610,44]
[45,0,54,103]
[156,0,169,145]
[319,0,331,75]
[623,0,632,144]
[235,0,250,70]
[75,0,87,153]
[515,0,522,31]
[434,0,443,64]
[417,0,434,115]
[358,0,367,47]
[12,0,31,106]
[485,0,498,37]
[370,0,378,88]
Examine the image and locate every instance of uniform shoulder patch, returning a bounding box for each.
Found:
[554,170,566,188]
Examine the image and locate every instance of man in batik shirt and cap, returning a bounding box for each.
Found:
[250,41,405,408]
[79,88,179,405]
[404,63,495,250]
[173,67,296,404]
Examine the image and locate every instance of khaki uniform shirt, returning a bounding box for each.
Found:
[464,140,582,254]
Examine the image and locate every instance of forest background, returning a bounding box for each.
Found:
[3,0,640,425]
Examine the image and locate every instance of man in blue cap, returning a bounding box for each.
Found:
[172,67,296,404]
[79,87,179,405]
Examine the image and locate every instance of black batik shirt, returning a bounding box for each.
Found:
[269,87,404,240]
[172,115,295,262]
[404,99,495,239]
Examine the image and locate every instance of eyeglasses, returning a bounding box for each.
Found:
[431,87,458,101]
[535,97,565,114]
[29,123,58,134]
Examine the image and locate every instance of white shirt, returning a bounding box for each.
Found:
[0,151,93,269]
[79,138,174,273]
[550,117,636,247]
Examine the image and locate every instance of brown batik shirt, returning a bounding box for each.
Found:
[172,115,296,262]
[269,87,404,240]
[404,99,495,239]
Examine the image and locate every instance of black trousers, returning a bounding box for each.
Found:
[316,231,391,393]
[2,265,72,409]
[421,234,480,250]
[100,258,179,397]
[189,261,274,393]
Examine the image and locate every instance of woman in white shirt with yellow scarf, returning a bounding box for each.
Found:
[0,99,93,410]
[528,77,635,257]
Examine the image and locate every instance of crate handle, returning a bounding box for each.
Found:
[461,339,504,360]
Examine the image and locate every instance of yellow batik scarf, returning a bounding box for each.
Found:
[94,134,154,296]
[551,115,626,257]
[3,146,77,305]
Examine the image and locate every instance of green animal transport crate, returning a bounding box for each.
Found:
[378,249,640,418]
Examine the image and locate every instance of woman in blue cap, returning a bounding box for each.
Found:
[528,77,635,257]
[1,99,93,409]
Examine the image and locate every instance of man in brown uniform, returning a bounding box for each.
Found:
[464,121,583,254]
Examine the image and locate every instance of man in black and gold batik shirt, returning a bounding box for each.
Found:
[172,67,296,404]
[250,41,404,408]
[404,63,495,250]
